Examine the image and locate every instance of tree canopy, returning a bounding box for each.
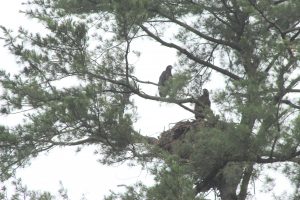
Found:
[1,0,300,199]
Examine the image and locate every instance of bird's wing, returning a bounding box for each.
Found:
[158,70,166,86]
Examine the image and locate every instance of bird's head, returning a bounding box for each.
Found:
[203,89,209,96]
[166,65,172,71]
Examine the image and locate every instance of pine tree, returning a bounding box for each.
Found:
[1,0,300,199]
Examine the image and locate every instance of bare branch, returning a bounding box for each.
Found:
[281,100,300,110]
[140,25,242,81]
[288,89,300,93]
[150,9,242,51]
[290,29,300,41]
[286,76,300,92]
[48,137,99,146]
[177,103,195,114]
[85,70,196,107]
[264,52,282,73]
[272,0,288,5]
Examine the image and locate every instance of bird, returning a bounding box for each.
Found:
[158,65,172,97]
[194,89,211,119]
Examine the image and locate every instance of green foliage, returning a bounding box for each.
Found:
[104,158,207,200]
[104,182,148,200]
[0,179,75,200]
[157,72,190,98]
[146,159,197,200]
[167,73,191,99]
[1,0,300,199]
[0,179,54,200]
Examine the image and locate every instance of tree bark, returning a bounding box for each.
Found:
[218,163,244,200]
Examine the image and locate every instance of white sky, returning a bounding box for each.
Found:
[0,1,294,199]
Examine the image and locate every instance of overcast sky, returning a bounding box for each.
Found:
[0,1,294,199]
[0,1,193,199]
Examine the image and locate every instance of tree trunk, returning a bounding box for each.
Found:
[218,163,244,200]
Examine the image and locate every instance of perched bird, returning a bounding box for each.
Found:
[158,65,173,97]
[194,89,211,119]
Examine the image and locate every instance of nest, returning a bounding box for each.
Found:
[144,115,240,194]
[145,114,220,148]
[157,119,204,152]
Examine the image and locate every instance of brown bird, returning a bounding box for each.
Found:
[194,89,211,119]
[158,65,173,97]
